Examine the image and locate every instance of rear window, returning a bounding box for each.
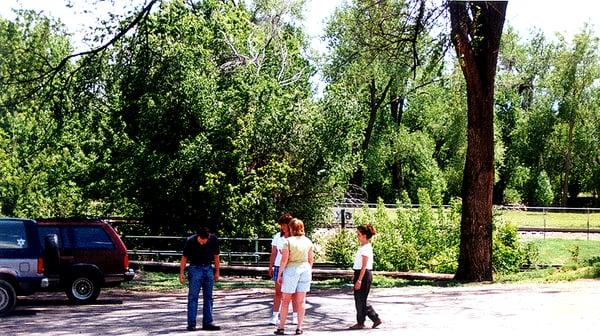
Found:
[0,220,29,249]
[72,226,114,249]
[37,225,116,249]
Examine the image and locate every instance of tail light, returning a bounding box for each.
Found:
[124,254,129,270]
[37,257,44,274]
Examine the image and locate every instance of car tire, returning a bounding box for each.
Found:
[0,279,17,317]
[65,275,101,304]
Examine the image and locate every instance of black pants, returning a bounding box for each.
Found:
[353,270,380,324]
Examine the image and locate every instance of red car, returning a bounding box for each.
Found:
[36,218,135,304]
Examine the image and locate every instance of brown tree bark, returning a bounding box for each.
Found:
[350,77,393,187]
[560,121,574,206]
[390,89,405,194]
[449,1,507,282]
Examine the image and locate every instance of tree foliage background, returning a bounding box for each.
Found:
[1,0,600,238]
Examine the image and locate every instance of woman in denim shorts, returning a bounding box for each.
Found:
[275,218,313,335]
[268,213,297,325]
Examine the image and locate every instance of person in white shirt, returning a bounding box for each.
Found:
[349,224,382,330]
[268,213,298,325]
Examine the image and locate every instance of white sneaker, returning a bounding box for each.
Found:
[292,313,298,325]
[269,314,279,325]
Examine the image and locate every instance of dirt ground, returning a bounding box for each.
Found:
[3,279,600,335]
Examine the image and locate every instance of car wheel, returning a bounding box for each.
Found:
[66,275,101,304]
[0,279,17,317]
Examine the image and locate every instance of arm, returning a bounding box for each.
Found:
[179,255,188,285]
[213,254,220,282]
[354,255,368,290]
[308,247,314,267]
[276,248,289,285]
[268,245,277,277]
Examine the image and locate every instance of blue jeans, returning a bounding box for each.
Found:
[187,265,215,327]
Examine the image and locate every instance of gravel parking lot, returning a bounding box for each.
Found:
[3,279,600,335]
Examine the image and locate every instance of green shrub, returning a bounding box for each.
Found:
[522,241,540,268]
[569,245,580,264]
[592,262,600,278]
[534,170,554,206]
[587,256,600,266]
[427,247,459,274]
[503,188,522,205]
[309,229,328,263]
[324,228,357,267]
[506,166,531,204]
[492,222,527,273]
[321,192,530,275]
[352,191,460,273]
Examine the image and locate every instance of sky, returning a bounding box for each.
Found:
[2,0,599,52]
[0,0,600,96]
[302,0,600,52]
[1,0,598,95]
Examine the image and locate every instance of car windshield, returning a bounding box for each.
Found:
[0,220,28,249]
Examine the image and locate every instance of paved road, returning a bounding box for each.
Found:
[3,279,600,335]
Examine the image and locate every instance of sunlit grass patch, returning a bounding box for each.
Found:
[495,266,599,283]
[499,210,600,229]
[529,239,600,265]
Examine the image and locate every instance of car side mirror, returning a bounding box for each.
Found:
[44,234,60,275]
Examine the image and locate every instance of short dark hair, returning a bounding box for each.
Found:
[197,226,210,239]
[278,213,293,225]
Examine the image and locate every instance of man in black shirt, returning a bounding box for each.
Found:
[179,227,221,331]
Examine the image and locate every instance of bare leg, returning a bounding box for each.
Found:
[278,293,292,330]
[295,292,307,313]
[294,292,307,330]
[291,292,298,313]
[273,282,283,312]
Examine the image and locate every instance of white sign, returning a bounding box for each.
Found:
[331,207,355,225]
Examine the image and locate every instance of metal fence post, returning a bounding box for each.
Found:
[254,239,259,266]
[543,207,546,240]
[587,208,591,241]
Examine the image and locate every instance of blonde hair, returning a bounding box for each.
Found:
[288,218,305,236]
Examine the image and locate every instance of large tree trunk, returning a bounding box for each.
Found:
[350,80,379,187]
[351,78,394,187]
[560,122,574,206]
[390,91,405,194]
[449,1,507,282]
